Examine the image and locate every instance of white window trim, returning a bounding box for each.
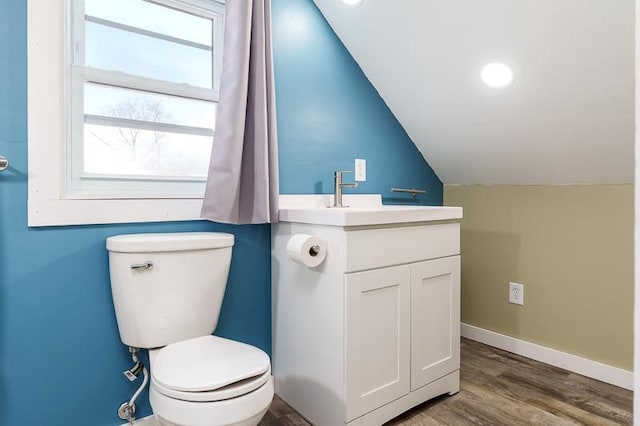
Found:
[27,0,223,227]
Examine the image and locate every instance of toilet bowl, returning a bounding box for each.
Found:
[106,233,273,426]
[148,335,273,426]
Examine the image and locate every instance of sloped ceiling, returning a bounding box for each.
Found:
[312,0,634,185]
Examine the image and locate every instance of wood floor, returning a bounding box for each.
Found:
[260,338,632,426]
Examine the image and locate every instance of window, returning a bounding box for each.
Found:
[27,0,224,226]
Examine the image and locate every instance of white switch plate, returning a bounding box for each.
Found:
[355,159,366,181]
[509,282,524,305]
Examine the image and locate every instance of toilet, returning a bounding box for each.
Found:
[106,232,273,426]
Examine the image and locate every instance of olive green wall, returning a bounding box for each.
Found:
[444,185,633,370]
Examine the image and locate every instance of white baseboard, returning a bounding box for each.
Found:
[120,415,157,426]
[461,323,633,390]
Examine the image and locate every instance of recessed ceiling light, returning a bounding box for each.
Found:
[342,0,364,7]
[481,63,515,88]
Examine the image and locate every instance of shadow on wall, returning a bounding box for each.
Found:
[0,178,7,419]
[0,144,28,420]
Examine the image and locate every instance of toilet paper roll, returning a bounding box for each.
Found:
[286,234,327,268]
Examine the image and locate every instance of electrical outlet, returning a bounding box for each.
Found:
[355,159,366,181]
[509,282,524,305]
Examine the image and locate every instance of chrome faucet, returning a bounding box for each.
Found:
[333,170,358,208]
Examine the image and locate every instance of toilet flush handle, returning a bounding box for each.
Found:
[130,261,153,271]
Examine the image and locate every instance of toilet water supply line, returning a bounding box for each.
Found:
[118,347,149,425]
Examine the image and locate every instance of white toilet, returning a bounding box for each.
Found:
[106,232,274,426]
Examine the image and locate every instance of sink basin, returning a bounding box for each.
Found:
[278,195,462,226]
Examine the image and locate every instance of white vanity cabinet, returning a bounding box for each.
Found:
[345,256,460,422]
[272,196,462,426]
[345,264,411,421]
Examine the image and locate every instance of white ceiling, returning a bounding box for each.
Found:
[312,0,635,185]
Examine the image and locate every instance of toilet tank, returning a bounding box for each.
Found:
[106,232,234,349]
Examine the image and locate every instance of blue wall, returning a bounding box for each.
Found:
[273,0,442,204]
[0,0,441,425]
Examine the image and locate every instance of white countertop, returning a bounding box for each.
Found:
[278,195,463,226]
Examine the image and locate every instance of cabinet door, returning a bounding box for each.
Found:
[345,265,411,422]
[411,256,460,391]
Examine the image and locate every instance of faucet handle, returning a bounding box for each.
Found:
[337,170,358,188]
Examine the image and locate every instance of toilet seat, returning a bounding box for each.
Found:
[152,369,271,402]
[151,335,271,403]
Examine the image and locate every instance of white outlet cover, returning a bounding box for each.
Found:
[509,282,524,305]
[355,159,366,181]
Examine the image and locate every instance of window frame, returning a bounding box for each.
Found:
[27,0,224,227]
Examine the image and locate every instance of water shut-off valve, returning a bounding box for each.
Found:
[118,347,149,425]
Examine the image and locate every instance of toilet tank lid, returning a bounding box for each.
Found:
[106,232,234,253]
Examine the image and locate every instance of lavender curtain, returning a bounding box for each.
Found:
[201,0,279,224]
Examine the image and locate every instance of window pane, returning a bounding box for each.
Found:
[85,0,212,47]
[84,124,212,178]
[84,83,216,130]
[85,21,212,88]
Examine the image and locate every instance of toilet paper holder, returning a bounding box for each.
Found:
[286,234,327,268]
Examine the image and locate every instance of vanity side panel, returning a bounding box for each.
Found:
[272,223,347,426]
[345,223,460,272]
